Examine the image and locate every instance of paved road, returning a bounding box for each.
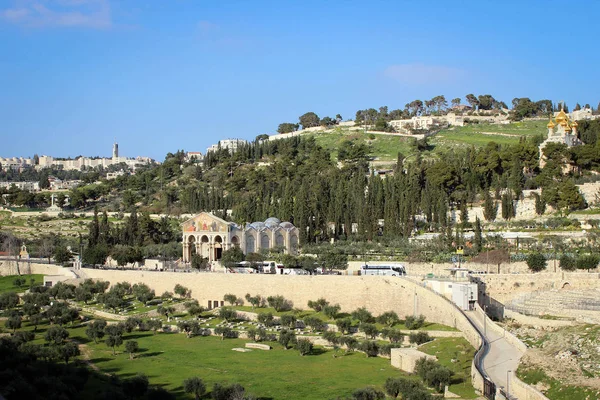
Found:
[465,310,524,394]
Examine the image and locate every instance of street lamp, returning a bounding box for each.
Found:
[507,370,512,399]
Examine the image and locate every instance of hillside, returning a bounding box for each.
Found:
[301,120,547,162]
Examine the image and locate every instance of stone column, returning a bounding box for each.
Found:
[183,241,189,262]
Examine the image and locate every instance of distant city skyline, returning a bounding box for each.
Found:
[1,0,599,160]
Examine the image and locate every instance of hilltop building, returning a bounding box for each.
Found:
[206,139,248,154]
[182,212,299,263]
[539,108,582,168]
[185,152,204,164]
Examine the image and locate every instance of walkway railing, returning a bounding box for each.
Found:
[402,277,496,399]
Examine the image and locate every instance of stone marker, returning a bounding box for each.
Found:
[245,343,271,350]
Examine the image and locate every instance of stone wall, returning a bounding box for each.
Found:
[348,260,532,276]
[474,272,600,303]
[390,348,436,373]
[503,310,574,328]
[0,261,74,278]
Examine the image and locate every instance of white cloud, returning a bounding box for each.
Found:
[1,0,111,29]
[383,63,466,86]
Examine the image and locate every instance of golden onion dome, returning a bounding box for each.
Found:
[547,120,555,128]
[555,109,567,123]
[572,121,578,127]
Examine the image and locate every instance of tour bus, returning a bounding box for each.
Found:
[276,264,309,275]
[360,264,406,277]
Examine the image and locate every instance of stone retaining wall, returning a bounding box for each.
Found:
[475,272,600,302]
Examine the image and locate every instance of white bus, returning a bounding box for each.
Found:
[360,264,406,277]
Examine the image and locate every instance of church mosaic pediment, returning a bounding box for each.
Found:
[183,213,230,233]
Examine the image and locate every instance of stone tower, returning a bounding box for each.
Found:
[112,142,119,159]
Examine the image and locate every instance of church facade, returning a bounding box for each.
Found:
[181,212,299,263]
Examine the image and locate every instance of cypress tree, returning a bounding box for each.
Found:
[483,191,497,221]
[474,217,483,253]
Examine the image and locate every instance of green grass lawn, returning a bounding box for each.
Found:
[517,366,600,400]
[307,120,547,163]
[310,128,414,162]
[69,327,412,400]
[419,337,478,398]
[0,274,44,294]
[432,120,546,149]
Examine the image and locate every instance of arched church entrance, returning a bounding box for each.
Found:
[214,236,223,261]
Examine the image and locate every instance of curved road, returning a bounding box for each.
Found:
[465,309,524,398]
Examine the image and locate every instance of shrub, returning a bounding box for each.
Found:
[376,311,400,327]
[352,387,385,400]
[409,332,432,345]
[218,307,238,322]
[183,377,206,400]
[384,377,430,399]
[303,316,327,332]
[296,338,313,356]
[322,331,339,346]
[256,327,269,342]
[307,298,329,312]
[351,307,374,324]
[526,252,547,272]
[404,315,426,330]
[280,314,297,328]
[223,293,238,306]
[335,318,352,334]
[576,254,600,270]
[340,336,358,353]
[382,328,404,343]
[360,323,378,339]
[378,343,401,357]
[214,326,235,340]
[257,312,274,327]
[278,329,296,350]
[415,357,438,380]
[322,304,341,319]
[246,327,257,341]
[211,383,246,400]
[266,295,293,312]
[359,341,379,357]
[559,254,577,271]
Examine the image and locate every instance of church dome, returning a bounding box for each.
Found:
[279,222,295,230]
[555,109,567,124]
[249,222,265,230]
[264,217,281,228]
[547,120,555,129]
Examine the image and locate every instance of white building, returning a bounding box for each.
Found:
[0,181,39,191]
[206,139,248,154]
[0,143,156,172]
[185,152,204,163]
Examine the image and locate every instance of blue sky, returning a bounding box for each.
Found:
[1,0,599,160]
